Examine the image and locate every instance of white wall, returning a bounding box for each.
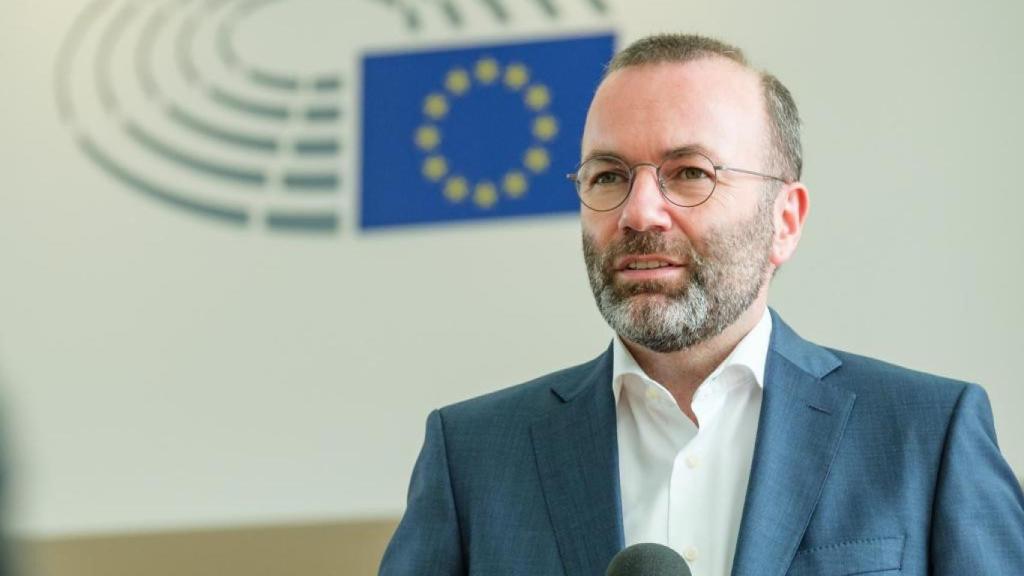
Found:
[1,0,1021,537]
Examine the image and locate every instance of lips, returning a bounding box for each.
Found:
[626,260,674,270]
[615,255,685,272]
[611,255,686,285]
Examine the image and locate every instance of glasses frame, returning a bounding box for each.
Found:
[566,152,790,212]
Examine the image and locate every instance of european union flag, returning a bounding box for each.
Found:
[360,34,615,229]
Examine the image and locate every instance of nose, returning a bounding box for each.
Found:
[618,164,672,232]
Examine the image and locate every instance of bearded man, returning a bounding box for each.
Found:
[379,34,1024,576]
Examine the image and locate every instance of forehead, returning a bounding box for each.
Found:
[582,58,768,164]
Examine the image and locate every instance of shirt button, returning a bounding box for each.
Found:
[685,454,701,469]
[684,546,699,562]
[645,387,659,400]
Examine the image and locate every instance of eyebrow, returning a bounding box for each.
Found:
[581,144,721,165]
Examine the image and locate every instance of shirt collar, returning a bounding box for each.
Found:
[612,307,773,404]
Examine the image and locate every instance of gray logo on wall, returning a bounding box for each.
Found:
[55,0,610,235]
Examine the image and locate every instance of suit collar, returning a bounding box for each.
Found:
[532,348,623,576]
[731,310,855,576]
[766,308,842,380]
[548,344,612,403]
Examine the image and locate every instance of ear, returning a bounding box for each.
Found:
[770,181,809,267]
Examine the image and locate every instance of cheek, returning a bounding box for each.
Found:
[580,212,619,248]
[677,197,761,248]
[664,207,712,250]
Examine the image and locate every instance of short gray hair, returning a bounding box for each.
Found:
[605,34,802,181]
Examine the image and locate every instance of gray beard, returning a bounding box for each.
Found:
[582,198,775,353]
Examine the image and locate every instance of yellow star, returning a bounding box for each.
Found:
[474,181,498,209]
[414,125,441,151]
[444,176,469,202]
[502,171,528,198]
[445,68,471,96]
[474,57,500,84]
[532,115,558,141]
[524,84,551,110]
[524,147,550,174]
[422,155,448,181]
[423,93,449,119]
[504,63,529,90]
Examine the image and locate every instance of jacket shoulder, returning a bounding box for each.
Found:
[824,347,974,406]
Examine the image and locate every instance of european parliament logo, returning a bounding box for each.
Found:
[54,0,615,236]
[361,35,614,229]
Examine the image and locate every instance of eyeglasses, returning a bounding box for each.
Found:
[566,151,788,211]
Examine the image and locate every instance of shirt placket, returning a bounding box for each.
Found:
[667,376,728,575]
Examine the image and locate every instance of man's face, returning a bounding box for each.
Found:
[580,58,778,352]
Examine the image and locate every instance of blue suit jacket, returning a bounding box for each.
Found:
[380,312,1024,575]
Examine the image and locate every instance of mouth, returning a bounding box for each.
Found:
[614,255,686,281]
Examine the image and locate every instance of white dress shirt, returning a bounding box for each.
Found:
[614,308,771,576]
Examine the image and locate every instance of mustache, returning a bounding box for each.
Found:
[597,231,697,270]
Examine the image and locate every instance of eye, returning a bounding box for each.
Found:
[591,170,628,186]
[578,158,630,189]
[681,166,708,180]
[660,152,716,184]
[664,164,709,181]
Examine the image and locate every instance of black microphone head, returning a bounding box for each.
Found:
[606,543,692,575]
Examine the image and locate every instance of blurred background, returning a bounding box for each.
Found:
[1,0,1022,574]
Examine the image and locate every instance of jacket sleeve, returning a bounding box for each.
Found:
[379,409,465,576]
[929,383,1024,573]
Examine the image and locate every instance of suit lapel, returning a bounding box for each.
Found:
[532,349,623,576]
[731,313,856,576]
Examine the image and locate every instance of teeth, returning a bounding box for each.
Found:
[627,261,671,270]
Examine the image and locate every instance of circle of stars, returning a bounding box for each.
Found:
[414,57,559,210]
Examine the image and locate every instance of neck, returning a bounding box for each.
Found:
[622,298,767,422]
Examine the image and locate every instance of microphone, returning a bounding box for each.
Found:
[606,543,693,575]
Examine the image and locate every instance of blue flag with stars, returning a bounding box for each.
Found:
[360,33,615,229]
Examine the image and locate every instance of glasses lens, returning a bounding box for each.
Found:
[659,153,716,207]
[575,157,631,211]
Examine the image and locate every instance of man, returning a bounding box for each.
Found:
[379,34,1024,575]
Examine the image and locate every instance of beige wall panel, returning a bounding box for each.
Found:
[18,519,398,576]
